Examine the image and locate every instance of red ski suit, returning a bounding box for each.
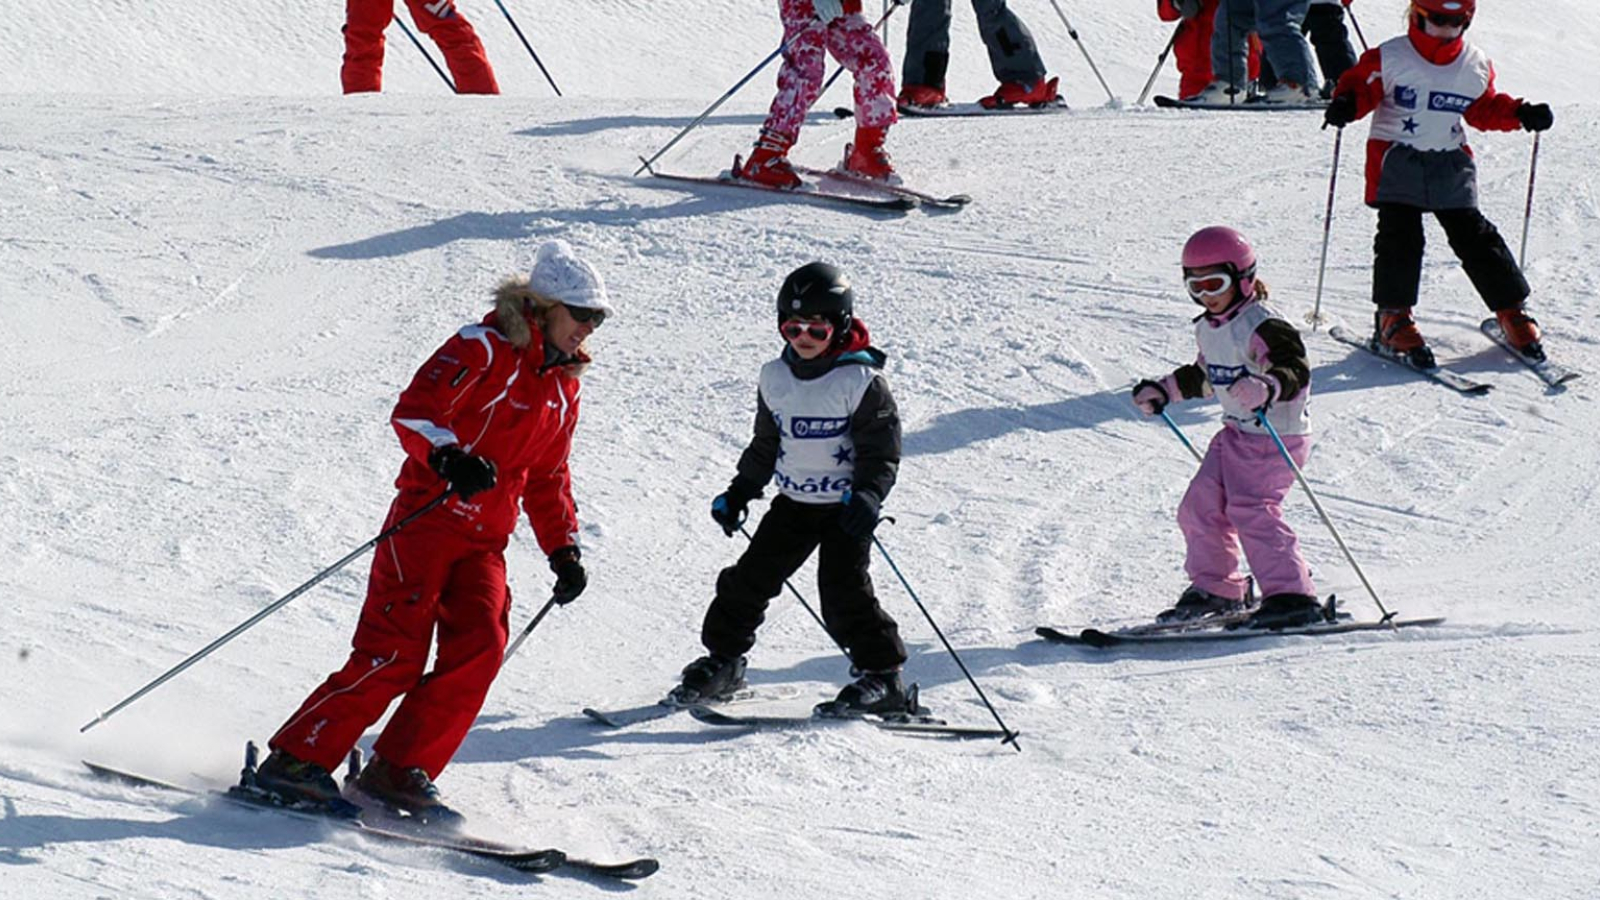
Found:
[342,0,500,94]
[1157,0,1260,99]
[270,308,582,778]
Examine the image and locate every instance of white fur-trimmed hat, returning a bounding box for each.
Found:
[529,240,615,316]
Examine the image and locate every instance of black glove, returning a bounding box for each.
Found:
[710,483,755,537]
[1323,92,1357,129]
[1131,378,1169,416]
[1176,0,1202,19]
[549,546,587,605]
[428,445,497,500]
[1517,102,1553,132]
[838,491,882,540]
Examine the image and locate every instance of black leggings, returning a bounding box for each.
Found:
[1371,204,1530,312]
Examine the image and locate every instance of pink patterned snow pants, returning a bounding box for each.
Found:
[1177,426,1317,600]
[763,0,897,140]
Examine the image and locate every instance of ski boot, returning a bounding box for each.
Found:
[814,670,922,719]
[897,83,948,110]
[1246,593,1327,630]
[736,129,802,190]
[1255,81,1319,106]
[1375,308,1436,369]
[1156,585,1250,623]
[1184,80,1244,104]
[667,653,748,706]
[250,746,357,814]
[1495,306,1545,362]
[352,757,463,828]
[843,126,896,182]
[978,76,1060,109]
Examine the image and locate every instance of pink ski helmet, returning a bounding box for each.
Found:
[1182,225,1258,301]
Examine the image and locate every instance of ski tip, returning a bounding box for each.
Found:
[1076,628,1122,649]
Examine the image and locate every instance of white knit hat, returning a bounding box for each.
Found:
[529,240,615,316]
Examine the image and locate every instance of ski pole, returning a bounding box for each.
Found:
[503,596,559,662]
[1254,412,1393,623]
[634,27,815,177]
[1159,408,1203,464]
[1518,132,1542,269]
[80,490,454,733]
[870,534,1022,751]
[1346,5,1370,52]
[1136,23,1182,107]
[395,18,458,93]
[740,524,853,662]
[1042,0,1119,106]
[491,0,562,96]
[1307,126,1344,331]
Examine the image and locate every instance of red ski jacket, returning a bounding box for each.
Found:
[390,309,583,555]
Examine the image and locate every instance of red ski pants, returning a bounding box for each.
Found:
[270,512,510,778]
[763,0,897,140]
[1171,1,1260,99]
[342,0,500,94]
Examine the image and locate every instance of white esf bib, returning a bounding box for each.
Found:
[758,358,877,504]
[1370,36,1491,153]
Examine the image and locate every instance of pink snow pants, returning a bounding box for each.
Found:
[1178,425,1316,600]
[763,0,897,140]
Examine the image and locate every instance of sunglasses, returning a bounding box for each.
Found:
[780,319,834,342]
[1184,271,1235,298]
[563,304,606,327]
[1422,10,1468,28]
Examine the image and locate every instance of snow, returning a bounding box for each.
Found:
[2,1,1597,898]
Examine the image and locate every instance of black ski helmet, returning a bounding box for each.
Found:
[777,262,854,334]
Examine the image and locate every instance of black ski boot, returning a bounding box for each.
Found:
[1157,585,1250,623]
[815,670,918,718]
[252,748,350,810]
[667,653,748,705]
[1246,593,1326,629]
[353,757,463,827]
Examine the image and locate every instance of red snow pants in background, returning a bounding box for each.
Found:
[1164,0,1260,99]
[270,508,511,779]
[342,0,500,94]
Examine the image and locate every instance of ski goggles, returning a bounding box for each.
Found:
[1184,271,1235,298]
[1422,11,1468,28]
[780,319,835,342]
[563,304,607,327]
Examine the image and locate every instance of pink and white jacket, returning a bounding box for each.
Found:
[1155,297,1311,437]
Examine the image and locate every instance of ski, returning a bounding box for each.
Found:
[1154,94,1327,112]
[687,706,1013,741]
[582,684,802,728]
[1036,614,1445,648]
[82,759,659,880]
[789,163,972,209]
[638,157,916,212]
[1329,324,1493,395]
[1480,317,1579,387]
[833,98,1069,119]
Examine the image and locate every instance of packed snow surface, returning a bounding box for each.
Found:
[2,1,1596,898]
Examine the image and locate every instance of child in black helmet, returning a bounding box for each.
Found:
[671,262,914,717]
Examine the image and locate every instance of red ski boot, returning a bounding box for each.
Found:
[897,83,948,109]
[979,76,1060,109]
[843,126,896,182]
[1376,307,1436,369]
[736,129,801,190]
[1495,306,1545,361]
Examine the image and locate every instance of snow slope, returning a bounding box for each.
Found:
[2,2,1597,898]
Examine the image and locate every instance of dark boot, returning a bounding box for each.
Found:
[668,653,748,705]
[1157,585,1250,623]
[253,749,347,808]
[1247,593,1326,629]
[816,670,913,717]
[353,758,461,826]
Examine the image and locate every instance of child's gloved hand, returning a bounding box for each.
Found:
[1227,373,1278,412]
[1131,379,1170,416]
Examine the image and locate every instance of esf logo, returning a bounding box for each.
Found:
[789,416,849,439]
[1428,91,1473,113]
[1394,85,1418,109]
[1206,363,1247,387]
[774,471,853,495]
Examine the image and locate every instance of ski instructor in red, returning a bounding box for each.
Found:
[341,0,500,94]
[256,240,612,821]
